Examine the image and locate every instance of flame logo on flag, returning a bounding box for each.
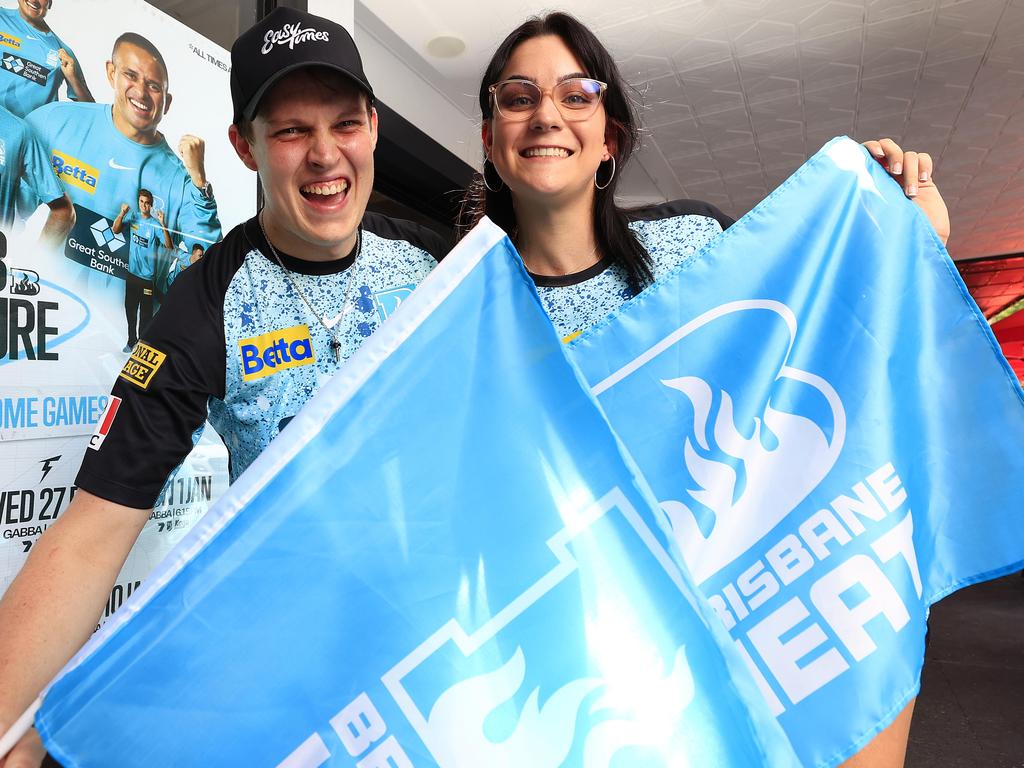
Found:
[420,644,694,767]
[659,303,845,583]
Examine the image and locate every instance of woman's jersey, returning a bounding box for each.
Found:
[533,199,734,340]
[77,214,450,509]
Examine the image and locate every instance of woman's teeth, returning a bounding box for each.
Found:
[522,147,570,158]
[301,181,349,196]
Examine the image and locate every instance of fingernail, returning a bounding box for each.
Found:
[892,162,902,175]
[872,148,884,157]
[919,171,929,181]
[908,184,918,197]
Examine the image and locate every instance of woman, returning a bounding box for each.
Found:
[459,11,950,767]
[459,13,949,344]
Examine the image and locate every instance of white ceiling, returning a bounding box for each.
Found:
[360,0,1024,261]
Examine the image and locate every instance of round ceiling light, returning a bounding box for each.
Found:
[426,35,466,58]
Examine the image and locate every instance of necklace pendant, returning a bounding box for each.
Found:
[331,339,342,363]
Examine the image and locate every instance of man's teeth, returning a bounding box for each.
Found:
[523,147,570,158]
[301,181,349,196]
[129,98,149,111]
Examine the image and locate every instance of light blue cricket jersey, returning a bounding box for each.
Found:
[0,8,80,117]
[0,101,62,229]
[534,199,734,339]
[121,210,166,280]
[24,101,220,252]
[77,214,452,509]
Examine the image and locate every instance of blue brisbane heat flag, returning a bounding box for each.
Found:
[570,136,1024,766]
[32,221,799,766]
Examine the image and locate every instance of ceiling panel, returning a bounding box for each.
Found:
[360,0,1024,260]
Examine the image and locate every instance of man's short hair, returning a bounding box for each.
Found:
[138,189,153,203]
[112,33,169,84]
[191,243,205,254]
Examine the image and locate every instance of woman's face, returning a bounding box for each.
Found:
[483,35,613,207]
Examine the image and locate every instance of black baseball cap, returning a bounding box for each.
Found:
[230,7,374,125]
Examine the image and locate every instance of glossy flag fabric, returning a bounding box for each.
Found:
[570,136,1024,766]
[32,220,799,767]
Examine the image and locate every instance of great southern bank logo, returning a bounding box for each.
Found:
[276,490,703,767]
[90,217,125,251]
[591,300,846,585]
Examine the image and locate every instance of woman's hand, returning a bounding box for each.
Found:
[862,138,950,245]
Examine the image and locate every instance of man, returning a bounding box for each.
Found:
[23,32,220,288]
[0,0,92,117]
[0,8,447,765]
[0,101,73,247]
[112,188,171,352]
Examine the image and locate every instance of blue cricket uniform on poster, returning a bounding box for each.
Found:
[0,102,62,230]
[24,102,220,256]
[0,8,81,117]
[120,210,165,281]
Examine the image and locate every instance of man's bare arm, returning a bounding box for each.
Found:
[0,490,152,733]
[38,195,74,251]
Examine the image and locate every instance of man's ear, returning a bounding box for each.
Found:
[163,91,173,116]
[228,124,258,172]
[369,107,379,151]
[105,59,116,89]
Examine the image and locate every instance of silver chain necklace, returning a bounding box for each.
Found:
[257,211,360,363]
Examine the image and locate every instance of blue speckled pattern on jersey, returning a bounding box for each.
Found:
[211,229,435,479]
[537,213,725,339]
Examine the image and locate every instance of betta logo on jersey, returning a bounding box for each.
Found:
[239,324,315,382]
[51,150,99,194]
[119,342,167,390]
[0,31,20,50]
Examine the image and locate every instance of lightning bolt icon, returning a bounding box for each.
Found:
[39,455,61,483]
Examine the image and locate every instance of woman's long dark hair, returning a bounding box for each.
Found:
[456,12,653,291]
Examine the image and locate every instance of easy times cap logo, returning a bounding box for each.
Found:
[260,22,329,54]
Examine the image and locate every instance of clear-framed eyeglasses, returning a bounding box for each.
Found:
[488,77,608,122]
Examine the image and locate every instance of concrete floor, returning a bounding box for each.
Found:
[906,572,1024,768]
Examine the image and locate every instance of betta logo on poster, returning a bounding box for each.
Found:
[51,150,99,194]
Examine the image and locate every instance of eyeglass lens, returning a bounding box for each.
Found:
[494,78,604,120]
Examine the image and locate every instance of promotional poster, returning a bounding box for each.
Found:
[0,0,253,608]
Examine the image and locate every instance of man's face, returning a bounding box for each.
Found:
[138,194,152,216]
[18,0,47,25]
[106,43,171,138]
[190,246,203,264]
[229,68,377,262]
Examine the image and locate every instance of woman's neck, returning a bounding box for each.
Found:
[513,193,602,277]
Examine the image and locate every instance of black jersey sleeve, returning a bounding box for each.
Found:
[362,211,454,261]
[628,199,736,231]
[76,230,244,508]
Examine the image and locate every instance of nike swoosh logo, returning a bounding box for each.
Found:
[108,159,136,171]
[324,306,351,328]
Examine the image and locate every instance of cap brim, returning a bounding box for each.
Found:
[241,62,375,123]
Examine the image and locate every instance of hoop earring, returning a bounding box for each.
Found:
[595,156,616,190]
[483,157,505,193]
